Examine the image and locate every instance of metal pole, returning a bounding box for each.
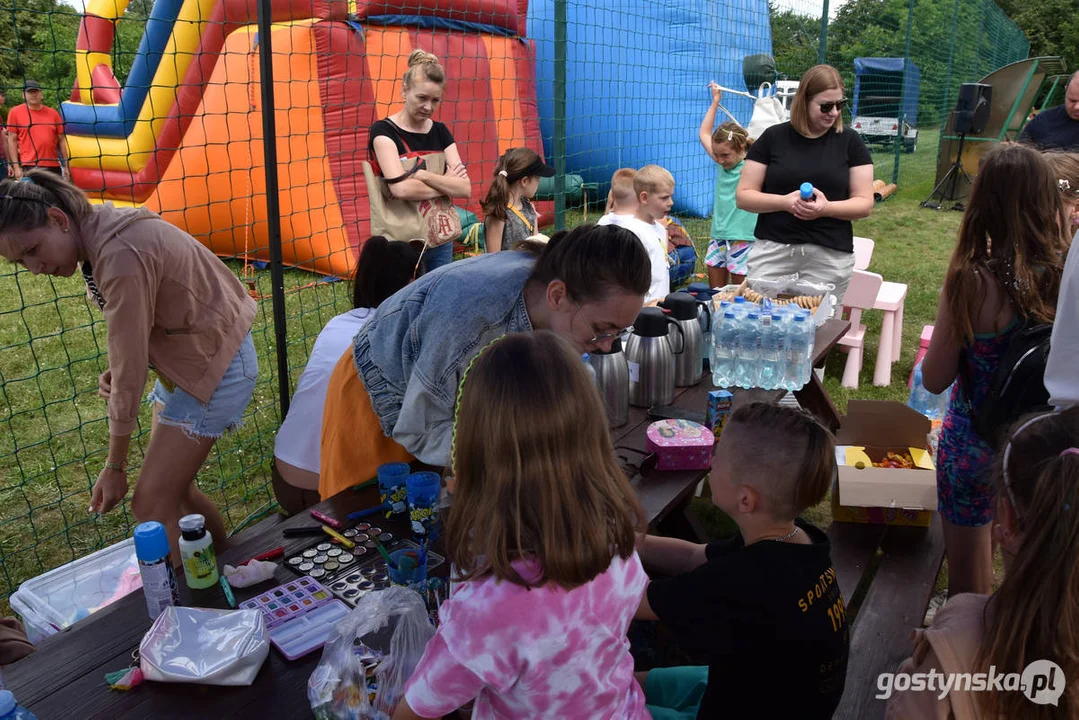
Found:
[892,0,915,185]
[553,0,567,230]
[817,0,830,65]
[941,0,961,121]
[256,0,292,417]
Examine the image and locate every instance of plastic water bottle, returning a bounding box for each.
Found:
[712,311,738,388]
[0,690,37,720]
[759,314,783,390]
[908,362,951,420]
[735,312,762,388]
[134,521,181,620]
[785,314,812,390]
[582,354,598,387]
[800,182,815,201]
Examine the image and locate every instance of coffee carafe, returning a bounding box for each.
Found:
[588,337,629,427]
[659,292,705,386]
[625,307,684,407]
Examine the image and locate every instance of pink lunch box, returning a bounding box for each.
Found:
[646,419,715,471]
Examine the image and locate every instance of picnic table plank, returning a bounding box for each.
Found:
[833,515,946,720]
[826,522,888,609]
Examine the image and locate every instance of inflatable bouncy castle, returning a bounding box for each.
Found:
[66,0,543,276]
[65,0,771,275]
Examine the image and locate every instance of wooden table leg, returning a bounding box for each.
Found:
[793,371,841,433]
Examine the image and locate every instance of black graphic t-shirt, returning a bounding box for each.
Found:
[647,519,849,719]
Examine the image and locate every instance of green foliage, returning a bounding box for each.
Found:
[0,0,149,109]
[768,3,821,79]
[996,0,1079,74]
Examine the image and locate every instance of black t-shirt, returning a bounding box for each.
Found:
[368,118,456,174]
[746,122,873,253]
[1019,105,1079,151]
[647,519,849,720]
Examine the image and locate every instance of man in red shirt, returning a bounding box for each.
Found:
[5,80,68,179]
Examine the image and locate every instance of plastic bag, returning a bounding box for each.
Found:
[308,586,435,720]
[746,274,837,325]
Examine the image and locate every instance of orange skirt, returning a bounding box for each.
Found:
[319,349,414,499]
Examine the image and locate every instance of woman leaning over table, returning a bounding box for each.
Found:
[736,64,875,300]
[0,171,257,564]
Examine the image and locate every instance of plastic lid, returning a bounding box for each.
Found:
[724,311,735,319]
[0,690,15,716]
[771,314,782,321]
[733,296,746,304]
[178,514,206,533]
[659,292,699,321]
[133,521,171,562]
[794,314,806,321]
[582,353,590,362]
[800,182,814,195]
[631,307,670,337]
[747,312,759,319]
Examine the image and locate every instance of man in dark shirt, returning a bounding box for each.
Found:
[1020,71,1079,151]
[635,403,849,720]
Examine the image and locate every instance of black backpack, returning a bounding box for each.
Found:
[964,320,1053,449]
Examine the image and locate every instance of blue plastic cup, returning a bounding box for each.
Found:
[387,548,427,586]
[378,462,410,518]
[406,471,441,538]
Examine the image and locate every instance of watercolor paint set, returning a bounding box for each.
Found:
[238,576,350,660]
[281,525,399,580]
[325,539,445,607]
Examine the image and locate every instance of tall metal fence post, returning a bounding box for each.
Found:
[553,0,567,230]
[893,0,915,185]
[817,0,830,65]
[256,0,292,418]
[940,0,961,123]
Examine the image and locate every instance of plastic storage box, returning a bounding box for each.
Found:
[9,538,142,644]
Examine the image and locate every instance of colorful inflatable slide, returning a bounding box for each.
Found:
[66,0,542,276]
[65,0,770,275]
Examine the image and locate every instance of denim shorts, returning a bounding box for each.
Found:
[147,333,258,438]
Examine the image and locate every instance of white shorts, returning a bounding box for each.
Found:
[746,238,856,301]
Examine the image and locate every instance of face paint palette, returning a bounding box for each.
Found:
[283,529,385,576]
[325,538,446,607]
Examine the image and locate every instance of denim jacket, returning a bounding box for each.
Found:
[353,250,535,466]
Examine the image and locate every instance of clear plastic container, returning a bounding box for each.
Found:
[9,538,142,644]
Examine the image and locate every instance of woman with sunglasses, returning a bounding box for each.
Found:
[0,171,257,565]
[736,64,875,300]
[318,223,650,499]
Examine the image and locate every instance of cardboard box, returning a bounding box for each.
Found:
[831,400,937,527]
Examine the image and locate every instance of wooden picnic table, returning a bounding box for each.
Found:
[4,319,852,718]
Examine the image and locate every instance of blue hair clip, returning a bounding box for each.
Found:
[18,176,35,185]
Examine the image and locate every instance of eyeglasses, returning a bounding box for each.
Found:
[819,99,848,114]
[574,302,632,345]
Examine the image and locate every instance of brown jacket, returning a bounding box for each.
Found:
[886,593,991,720]
[80,204,257,436]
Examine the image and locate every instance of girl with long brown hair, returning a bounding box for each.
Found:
[480,147,555,252]
[922,143,1067,597]
[392,331,649,719]
[888,408,1079,718]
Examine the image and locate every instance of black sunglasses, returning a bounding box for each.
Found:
[819,99,848,114]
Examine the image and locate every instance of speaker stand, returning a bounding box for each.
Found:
[922,132,973,211]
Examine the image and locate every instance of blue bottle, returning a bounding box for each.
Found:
[712,311,738,388]
[759,314,783,391]
[735,312,762,388]
[134,521,181,620]
[800,182,815,201]
[0,690,37,720]
[785,315,812,390]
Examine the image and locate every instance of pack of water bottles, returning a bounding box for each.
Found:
[711,296,815,391]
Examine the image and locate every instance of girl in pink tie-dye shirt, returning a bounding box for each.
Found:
[393,331,650,720]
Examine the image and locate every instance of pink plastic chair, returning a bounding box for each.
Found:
[872,281,908,386]
[853,236,875,271]
[837,269,884,389]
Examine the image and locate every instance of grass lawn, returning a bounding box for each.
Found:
[0,136,964,617]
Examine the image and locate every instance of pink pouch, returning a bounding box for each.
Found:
[646,419,715,471]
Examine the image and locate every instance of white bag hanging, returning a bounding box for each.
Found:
[717,83,788,140]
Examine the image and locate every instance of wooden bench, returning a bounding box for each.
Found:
[828,516,946,719]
